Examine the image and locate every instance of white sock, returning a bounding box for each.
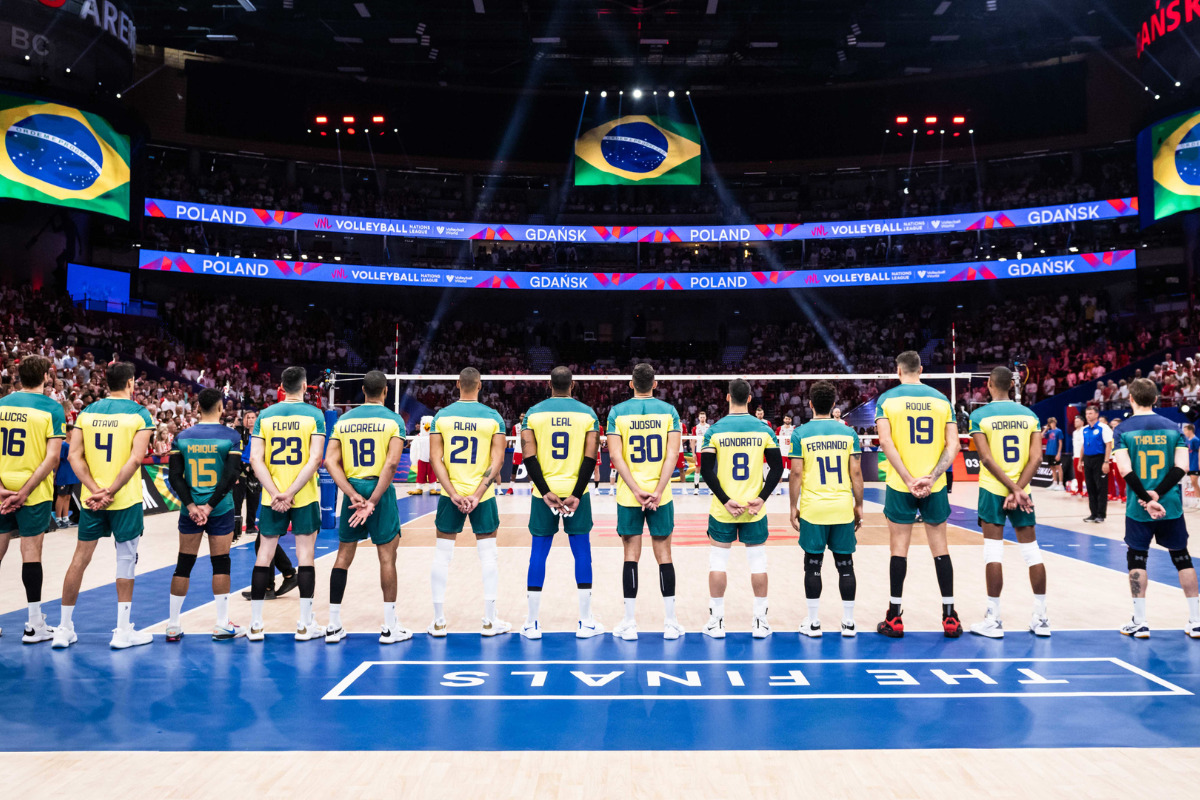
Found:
[1189,596,1199,621]
[710,597,724,616]
[1132,597,1147,624]
[623,598,636,622]
[1033,594,1047,616]
[527,590,542,623]
[59,605,74,629]
[578,588,593,621]
[477,538,499,620]
[986,596,1001,618]
[214,593,229,627]
[842,600,855,622]
[300,597,313,623]
[27,602,41,625]
[753,596,768,617]
[432,538,454,620]
[663,595,676,621]
[806,598,820,620]
[169,594,185,627]
[252,599,264,627]
[117,601,131,630]
[329,604,342,629]
[889,595,903,605]
[384,602,397,631]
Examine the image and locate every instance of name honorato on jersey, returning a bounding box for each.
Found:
[521,397,599,498]
[171,423,243,515]
[1114,413,1188,523]
[969,401,1041,498]
[875,383,954,494]
[791,418,861,526]
[333,404,405,482]
[432,401,505,500]
[0,392,67,507]
[75,398,155,512]
[253,400,326,507]
[702,413,779,524]
[607,397,681,509]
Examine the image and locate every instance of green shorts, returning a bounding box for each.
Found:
[258,500,321,538]
[338,478,400,546]
[799,519,857,554]
[78,505,144,543]
[0,501,53,537]
[883,486,950,526]
[977,488,1036,529]
[435,495,499,535]
[529,492,593,536]
[617,502,674,538]
[708,515,769,545]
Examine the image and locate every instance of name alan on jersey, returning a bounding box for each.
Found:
[452,421,479,431]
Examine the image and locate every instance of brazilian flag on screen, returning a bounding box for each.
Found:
[1143,107,1200,225]
[574,115,702,186]
[0,93,131,220]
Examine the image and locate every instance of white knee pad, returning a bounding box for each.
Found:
[983,538,1004,565]
[434,537,455,565]
[746,546,768,574]
[115,537,140,580]
[708,545,731,572]
[476,537,497,564]
[1019,540,1044,567]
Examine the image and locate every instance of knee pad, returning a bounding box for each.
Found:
[746,546,768,574]
[804,552,824,575]
[210,553,232,575]
[1127,548,1149,571]
[434,538,455,565]
[1171,549,1194,572]
[834,554,854,573]
[708,545,731,573]
[115,538,140,580]
[983,538,1004,565]
[1019,540,1043,567]
[173,552,197,578]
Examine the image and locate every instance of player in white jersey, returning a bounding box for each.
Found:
[778,414,795,482]
[692,412,710,494]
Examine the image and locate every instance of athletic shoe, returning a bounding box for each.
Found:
[430,488,441,495]
[240,587,276,601]
[702,615,725,639]
[406,488,421,496]
[1120,619,1150,639]
[21,616,54,644]
[51,624,76,649]
[481,617,511,637]
[427,618,448,637]
[970,615,1004,639]
[275,573,299,597]
[663,620,685,640]
[520,620,542,640]
[324,626,346,644]
[576,619,605,639]
[294,619,325,641]
[212,622,246,641]
[1082,516,1098,523]
[165,624,185,642]
[247,623,265,642]
[942,611,964,638]
[877,610,904,638]
[841,620,857,638]
[612,619,638,641]
[798,617,822,638]
[1186,620,1200,639]
[380,625,412,644]
[752,615,772,639]
[1029,614,1052,637]
[110,626,152,649]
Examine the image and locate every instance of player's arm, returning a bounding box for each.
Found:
[476,432,507,501]
[323,438,359,504]
[68,426,104,498]
[99,429,152,510]
[923,422,961,485]
[1102,426,1113,474]
[521,428,559,509]
[352,436,404,527]
[606,433,649,507]
[166,448,197,518]
[277,433,325,508]
[1016,430,1042,491]
[428,433,461,504]
[788,455,803,532]
[249,437,283,499]
[649,430,682,509]
[850,453,864,530]
[972,431,1025,498]
[876,418,919,491]
[203,449,246,514]
[747,446,783,515]
[0,434,63,514]
[562,430,600,512]
[700,448,743,517]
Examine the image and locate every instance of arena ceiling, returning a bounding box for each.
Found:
[133,0,1144,91]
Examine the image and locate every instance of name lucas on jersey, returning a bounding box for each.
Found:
[0,411,27,423]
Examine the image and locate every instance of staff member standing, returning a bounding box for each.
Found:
[1081,406,1113,523]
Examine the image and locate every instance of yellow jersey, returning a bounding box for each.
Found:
[332,403,404,480]
[875,383,954,494]
[253,400,326,506]
[521,397,599,498]
[791,418,861,525]
[432,400,505,500]
[969,400,1040,497]
[607,396,681,508]
[75,398,155,512]
[0,392,68,506]
[702,413,779,524]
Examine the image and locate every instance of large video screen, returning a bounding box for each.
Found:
[1138,106,1200,228]
[67,264,130,310]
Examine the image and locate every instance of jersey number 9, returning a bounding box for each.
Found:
[551,431,569,460]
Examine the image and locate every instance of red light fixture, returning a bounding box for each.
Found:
[925,116,937,124]
[372,115,384,123]
[926,129,934,135]
[953,116,966,124]
[343,115,355,124]
[347,127,356,135]
[953,131,960,137]
[896,116,908,124]
[320,131,327,136]
[315,116,328,124]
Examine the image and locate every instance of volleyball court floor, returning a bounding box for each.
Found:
[2,482,1199,798]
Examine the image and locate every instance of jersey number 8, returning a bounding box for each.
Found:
[732,452,750,480]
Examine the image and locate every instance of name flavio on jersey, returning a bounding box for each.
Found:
[274,421,302,431]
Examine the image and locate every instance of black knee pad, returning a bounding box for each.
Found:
[1127,549,1149,571]
[834,554,854,573]
[209,553,232,575]
[1171,549,1194,572]
[174,552,197,578]
[804,552,824,575]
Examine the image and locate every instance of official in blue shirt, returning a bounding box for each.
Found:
[1043,416,1065,491]
[1185,423,1200,510]
[1081,406,1114,523]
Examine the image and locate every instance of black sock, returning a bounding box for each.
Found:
[329,567,348,605]
[622,561,638,599]
[251,565,272,600]
[934,554,954,614]
[21,562,42,603]
[298,565,316,599]
[658,563,676,598]
[835,555,856,602]
[889,556,907,615]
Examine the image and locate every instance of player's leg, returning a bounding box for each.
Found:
[111,521,152,649]
[800,547,824,638]
[293,529,321,640]
[248,525,282,640]
[651,533,682,638]
[430,493,467,635]
[53,536,98,647]
[1121,518,1152,637]
[747,539,771,638]
[565,496,601,637]
[1173,549,1200,637]
[325,540,357,643]
[878,487,916,637]
[167,531,203,641]
[523,499,560,638]
[466,497,507,634]
[19,532,54,643]
[207,527,242,640]
[705,538,732,638]
[376,536,410,642]
[924,520,961,637]
[970,522,1006,639]
[617,531,643,641]
[1190,475,1200,509]
[834,551,857,637]
[1014,525,1049,635]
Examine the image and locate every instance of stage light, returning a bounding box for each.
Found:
[896,116,908,124]
[912,129,918,133]
[925,116,937,124]
[307,129,311,133]
[321,131,327,136]
[600,90,607,97]
[940,129,944,134]
[668,90,675,97]
[65,67,71,73]
[1184,404,1192,414]
[343,116,355,123]
[632,88,642,98]
[953,132,960,137]
[926,129,934,135]
[686,90,690,95]
[952,116,965,124]
[316,116,328,124]
[372,115,384,123]
[653,90,657,95]
[1155,94,1161,100]
[335,128,340,133]
[620,90,624,95]
[115,93,121,98]
[969,128,974,133]
[347,127,355,134]
[1177,81,1183,87]
[585,90,589,95]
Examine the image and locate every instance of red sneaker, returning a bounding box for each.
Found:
[877,610,904,638]
[942,610,963,638]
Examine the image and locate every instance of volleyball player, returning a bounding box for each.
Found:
[1043,417,1065,491]
[691,411,710,494]
[968,367,1049,639]
[165,388,246,641]
[520,366,602,639]
[875,351,962,638]
[0,355,66,643]
[247,366,326,642]
[1184,424,1200,509]
[607,363,684,640]
[322,370,408,644]
[428,367,510,637]
[53,363,155,649]
[701,379,784,639]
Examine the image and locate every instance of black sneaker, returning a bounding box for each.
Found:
[240,587,277,601]
[275,573,299,597]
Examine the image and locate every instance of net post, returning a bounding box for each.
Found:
[950,323,957,410]
[328,372,336,409]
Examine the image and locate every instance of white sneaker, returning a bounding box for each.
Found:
[51,624,77,649]
[520,619,542,640]
[971,615,1005,639]
[613,619,638,641]
[702,615,725,639]
[380,625,412,644]
[576,619,605,639]
[247,623,265,642]
[165,624,184,642]
[798,617,822,638]
[841,620,857,638]
[324,626,346,644]
[295,619,325,641]
[22,615,55,644]
[427,618,448,638]
[752,615,772,638]
[1030,614,1052,637]
[110,626,152,649]
[212,622,246,641]
[1186,620,1200,639]
[663,620,685,640]
[1120,619,1150,639]
[481,617,511,637]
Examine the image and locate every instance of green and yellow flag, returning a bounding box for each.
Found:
[1145,107,1200,225]
[574,115,702,185]
[0,93,130,219]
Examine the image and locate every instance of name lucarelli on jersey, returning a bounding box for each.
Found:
[340,422,389,433]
